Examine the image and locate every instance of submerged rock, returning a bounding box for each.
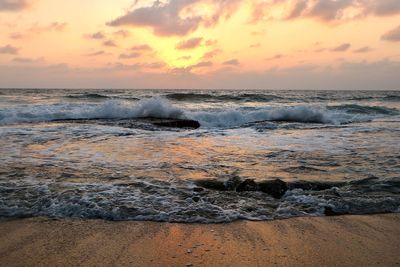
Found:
[195,179,227,191]
[258,179,288,199]
[195,177,289,199]
[195,176,351,199]
[151,119,201,129]
[236,179,258,192]
[224,175,242,190]
[52,117,201,130]
[324,206,346,216]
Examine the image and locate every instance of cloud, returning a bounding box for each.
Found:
[354,46,372,53]
[86,51,107,57]
[176,37,203,50]
[205,39,218,46]
[130,44,152,51]
[0,45,18,54]
[86,32,106,40]
[202,49,222,59]
[287,0,308,19]
[251,0,400,24]
[173,60,213,73]
[9,32,24,39]
[108,61,166,71]
[223,59,240,66]
[365,0,400,16]
[190,61,213,69]
[0,0,29,11]
[108,0,202,36]
[249,43,261,48]
[12,57,43,63]
[30,22,68,33]
[382,24,400,42]
[103,40,117,47]
[144,62,166,69]
[178,56,192,60]
[332,43,351,52]
[119,52,141,59]
[266,54,284,60]
[113,30,130,38]
[1,59,399,90]
[108,0,242,37]
[7,22,67,40]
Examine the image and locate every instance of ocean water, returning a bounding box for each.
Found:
[0,89,399,223]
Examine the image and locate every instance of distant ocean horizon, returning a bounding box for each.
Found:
[0,89,399,222]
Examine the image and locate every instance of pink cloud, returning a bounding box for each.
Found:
[0,0,29,11]
[382,24,400,42]
[108,0,242,37]
[0,44,18,54]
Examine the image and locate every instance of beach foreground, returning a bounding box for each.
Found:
[0,214,399,267]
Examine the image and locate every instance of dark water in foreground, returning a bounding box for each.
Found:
[0,89,399,222]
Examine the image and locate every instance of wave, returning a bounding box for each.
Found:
[382,94,400,102]
[65,93,139,101]
[189,104,389,127]
[328,104,399,115]
[0,97,185,125]
[165,92,283,102]
[0,176,398,223]
[0,97,397,128]
[164,92,400,103]
[66,93,109,99]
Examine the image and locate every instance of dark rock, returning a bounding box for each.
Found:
[324,206,345,216]
[288,181,346,191]
[236,179,258,192]
[258,179,288,199]
[192,196,201,202]
[52,117,201,130]
[193,187,204,192]
[152,119,200,129]
[224,175,242,190]
[195,179,226,191]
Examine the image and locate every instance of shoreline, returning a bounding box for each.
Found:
[1,214,399,266]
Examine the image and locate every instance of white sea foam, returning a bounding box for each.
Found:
[0,97,185,125]
[0,97,386,127]
[191,104,380,127]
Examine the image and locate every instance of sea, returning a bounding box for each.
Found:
[0,89,399,223]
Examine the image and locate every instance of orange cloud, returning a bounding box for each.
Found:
[119,52,141,59]
[130,45,153,51]
[30,22,68,33]
[176,37,203,50]
[331,43,351,52]
[223,59,240,66]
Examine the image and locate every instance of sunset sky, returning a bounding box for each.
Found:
[0,0,399,89]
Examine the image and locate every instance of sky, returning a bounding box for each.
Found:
[0,0,399,89]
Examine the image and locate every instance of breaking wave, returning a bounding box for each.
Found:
[0,97,397,128]
[165,92,284,102]
[0,97,185,125]
[0,176,398,223]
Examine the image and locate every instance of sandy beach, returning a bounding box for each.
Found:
[0,214,399,267]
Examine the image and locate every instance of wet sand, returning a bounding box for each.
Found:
[0,214,399,267]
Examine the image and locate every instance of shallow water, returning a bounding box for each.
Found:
[0,89,399,222]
